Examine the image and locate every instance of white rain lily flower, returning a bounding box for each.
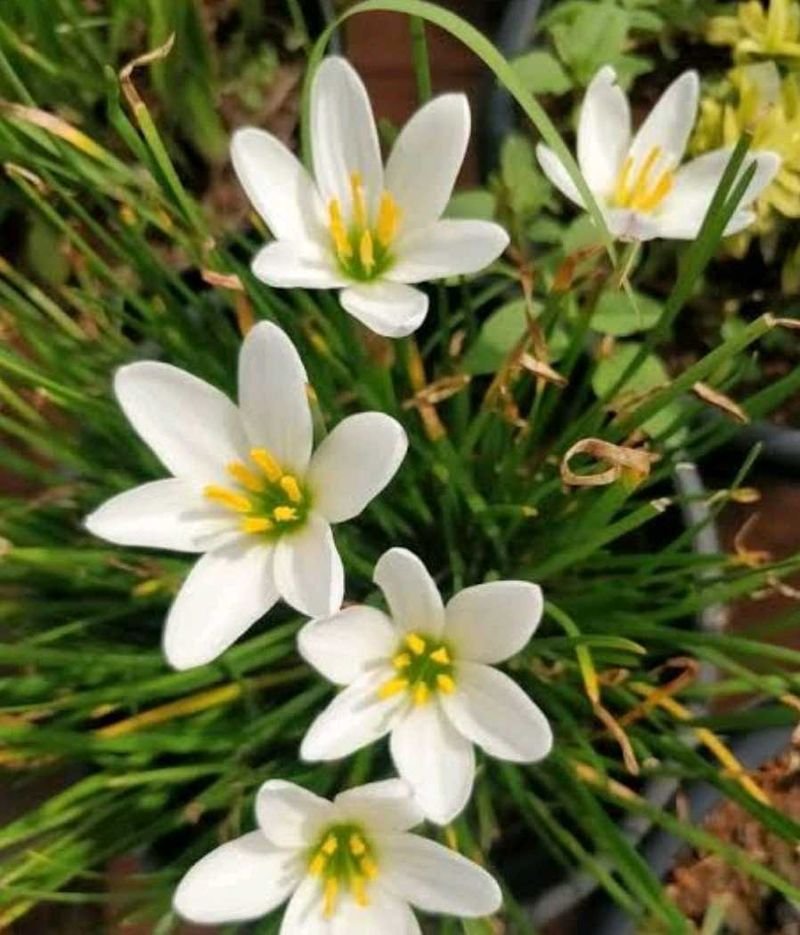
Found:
[85,322,407,670]
[299,548,552,825]
[231,56,509,338]
[173,777,502,931]
[536,66,781,241]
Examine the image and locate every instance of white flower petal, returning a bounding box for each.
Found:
[273,513,343,617]
[655,148,780,240]
[443,581,543,663]
[390,701,475,825]
[442,662,552,763]
[628,71,699,169]
[384,93,470,231]
[298,606,397,686]
[604,207,663,242]
[379,832,502,918]
[163,539,277,670]
[85,479,231,553]
[307,413,407,523]
[311,57,383,215]
[340,282,428,338]
[174,831,301,925]
[279,876,327,935]
[389,220,509,284]
[280,876,416,935]
[255,780,334,849]
[333,779,423,833]
[114,362,248,482]
[237,321,313,473]
[577,66,631,197]
[231,127,326,242]
[535,144,584,207]
[373,548,445,636]
[301,668,402,761]
[251,240,347,289]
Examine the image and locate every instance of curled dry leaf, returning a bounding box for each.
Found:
[520,352,567,387]
[692,381,749,423]
[200,270,244,291]
[119,33,176,111]
[403,374,471,409]
[561,437,660,487]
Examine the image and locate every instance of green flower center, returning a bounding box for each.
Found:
[378,631,456,705]
[307,822,378,918]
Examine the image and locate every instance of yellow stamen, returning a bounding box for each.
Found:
[430,647,450,665]
[249,447,282,483]
[226,461,264,492]
[393,652,412,670]
[634,170,674,212]
[280,474,302,503]
[309,853,326,876]
[437,673,456,694]
[378,677,409,700]
[321,834,338,856]
[376,191,399,247]
[349,833,367,856]
[359,229,375,272]
[328,198,352,260]
[351,875,369,907]
[203,485,252,513]
[360,856,378,879]
[240,516,274,534]
[630,146,662,201]
[413,682,430,706]
[273,505,298,523]
[323,878,338,918]
[406,633,426,655]
[350,172,368,229]
[613,155,634,206]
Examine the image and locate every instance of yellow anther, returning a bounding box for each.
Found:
[359,229,375,272]
[308,853,326,876]
[279,474,302,503]
[634,170,674,212]
[349,834,367,856]
[240,516,274,534]
[321,834,338,856]
[437,673,456,694]
[413,682,430,706]
[323,878,338,918]
[393,652,412,670]
[273,505,298,522]
[350,172,368,229]
[351,875,369,907]
[249,448,282,483]
[631,145,662,197]
[204,485,252,514]
[376,191,399,247]
[360,856,378,879]
[430,647,450,665]
[226,461,264,492]
[328,198,352,260]
[378,677,409,700]
[406,633,426,655]
[613,156,634,206]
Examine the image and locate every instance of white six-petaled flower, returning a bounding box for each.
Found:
[173,778,502,932]
[536,66,781,242]
[231,56,509,338]
[299,548,553,824]
[85,322,407,670]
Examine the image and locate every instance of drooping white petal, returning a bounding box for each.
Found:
[255,780,334,849]
[298,606,397,686]
[373,548,445,636]
[443,581,543,663]
[388,220,509,283]
[301,668,402,761]
[442,662,552,763]
[85,479,231,553]
[237,321,313,473]
[340,282,428,338]
[273,513,343,617]
[628,71,699,170]
[163,539,277,670]
[535,144,584,207]
[311,56,383,216]
[577,66,631,197]
[174,831,301,925]
[379,832,502,918]
[654,148,780,240]
[114,362,248,482]
[252,240,349,289]
[384,93,470,231]
[307,413,407,523]
[231,127,326,242]
[333,779,423,833]
[389,701,475,825]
